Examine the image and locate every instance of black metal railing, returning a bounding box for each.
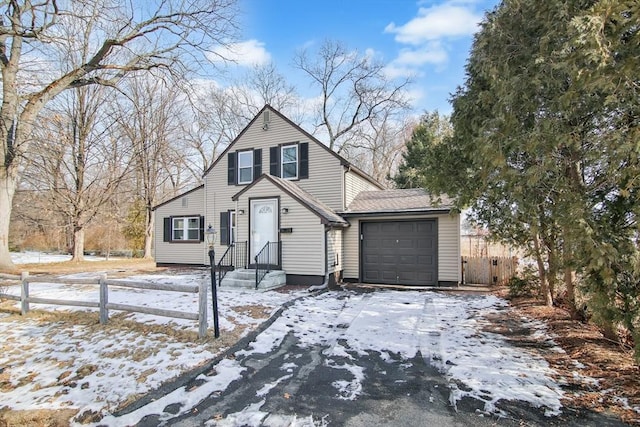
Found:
[216,241,248,283]
[254,241,281,289]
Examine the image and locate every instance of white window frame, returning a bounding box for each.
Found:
[230,210,237,244]
[237,151,253,184]
[172,216,200,241]
[281,144,298,180]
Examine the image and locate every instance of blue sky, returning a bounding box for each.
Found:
[217,0,500,115]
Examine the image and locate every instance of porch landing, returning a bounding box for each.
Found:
[220,269,287,290]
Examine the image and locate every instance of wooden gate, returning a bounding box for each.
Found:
[462,256,518,285]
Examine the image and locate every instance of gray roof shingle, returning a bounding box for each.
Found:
[342,188,454,214]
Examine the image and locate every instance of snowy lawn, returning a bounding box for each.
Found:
[0,269,305,423]
[10,251,116,264]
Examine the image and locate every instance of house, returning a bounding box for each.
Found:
[152,105,461,287]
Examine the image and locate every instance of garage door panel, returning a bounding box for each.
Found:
[381,223,397,233]
[362,220,437,286]
[364,254,379,264]
[397,239,414,248]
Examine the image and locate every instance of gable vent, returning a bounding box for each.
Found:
[262,110,270,130]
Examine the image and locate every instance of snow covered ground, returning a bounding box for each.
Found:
[0,269,305,423]
[0,267,598,426]
[10,251,114,264]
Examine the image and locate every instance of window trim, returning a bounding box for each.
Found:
[281,144,298,180]
[171,216,201,242]
[237,150,253,184]
[229,210,237,244]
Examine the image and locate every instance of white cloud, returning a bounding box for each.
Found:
[385,3,482,44]
[395,43,448,66]
[208,39,271,67]
[384,42,448,79]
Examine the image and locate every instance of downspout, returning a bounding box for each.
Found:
[203,179,208,266]
[308,226,330,292]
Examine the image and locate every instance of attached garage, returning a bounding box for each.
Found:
[340,188,461,287]
[361,220,437,286]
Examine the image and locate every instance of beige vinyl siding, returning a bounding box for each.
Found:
[153,187,206,265]
[234,178,326,276]
[204,110,343,258]
[296,141,343,211]
[438,213,461,282]
[342,213,461,283]
[344,170,382,208]
[327,228,342,276]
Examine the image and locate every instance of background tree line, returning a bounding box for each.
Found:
[2,1,413,268]
[394,0,640,359]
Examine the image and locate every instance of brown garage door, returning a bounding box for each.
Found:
[361,220,437,286]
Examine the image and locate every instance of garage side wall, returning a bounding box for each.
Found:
[327,227,343,281]
[342,213,461,284]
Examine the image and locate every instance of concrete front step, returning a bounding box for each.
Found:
[220,269,286,290]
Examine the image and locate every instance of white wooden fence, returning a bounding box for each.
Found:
[0,272,209,339]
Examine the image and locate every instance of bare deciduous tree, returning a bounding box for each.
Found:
[0,0,238,269]
[113,75,191,259]
[182,62,301,172]
[25,86,129,262]
[293,39,412,153]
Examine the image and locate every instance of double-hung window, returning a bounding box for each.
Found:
[238,151,253,184]
[281,144,298,179]
[172,216,200,241]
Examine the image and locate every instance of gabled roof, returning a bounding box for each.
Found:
[203,104,384,190]
[232,174,349,227]
[340,188,454,216]
[151,184,204,211]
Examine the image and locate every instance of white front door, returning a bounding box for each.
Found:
[250,198,278,260]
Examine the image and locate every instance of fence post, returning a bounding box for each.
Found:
[20,272,29,315]
[99,274,108,324]
[198,279,208,339]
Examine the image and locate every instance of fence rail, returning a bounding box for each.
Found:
[0,272,209,338]
[462,256,518,286]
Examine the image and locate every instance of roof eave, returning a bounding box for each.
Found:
[338,208,454,217]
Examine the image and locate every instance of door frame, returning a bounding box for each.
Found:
[248,196,280,264]
[359,218,438,286]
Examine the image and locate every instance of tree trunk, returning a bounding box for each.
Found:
[0,173,18,271]
[144,207,154,259]
[533,234,553,306]
[71,227,85,262]
[564,267,580,319]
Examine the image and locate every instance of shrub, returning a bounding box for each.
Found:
[508,275,536,298]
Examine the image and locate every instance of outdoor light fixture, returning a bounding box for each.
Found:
[281,207,289,214]
[238,209,245,215]
[204,224,220,338]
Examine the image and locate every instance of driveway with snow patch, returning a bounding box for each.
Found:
[105,289,625,427]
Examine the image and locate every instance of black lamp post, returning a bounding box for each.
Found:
[205,224,220,338]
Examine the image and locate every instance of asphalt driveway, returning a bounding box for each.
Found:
[108,289,626,427]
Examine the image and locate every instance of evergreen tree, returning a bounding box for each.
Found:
[415,0,640,354]
[393,112,452,189]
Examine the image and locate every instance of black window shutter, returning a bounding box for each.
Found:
[253,149,262,180]
[270,146,280,177]
[199,216,205,242]
[163,217,171,242]
[220,212,229,246]
[299,142,309,179]
[227,152,236,185]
